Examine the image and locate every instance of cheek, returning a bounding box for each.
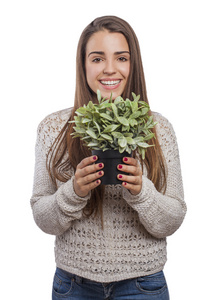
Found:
[120,64,130,80]
[86,64,100,86]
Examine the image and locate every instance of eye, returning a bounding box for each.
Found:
[92,57,103,63]
[118,57,128,62]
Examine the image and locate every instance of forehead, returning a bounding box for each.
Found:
[86,30,129,53]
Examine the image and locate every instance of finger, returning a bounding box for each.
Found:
[74,176,102,197]
[117,174,142,185]
[117,163,141,176]
[77,155,98,170]
[121,181,141,195]
[86,178,102,190]
[122,156,138,166]
[76,162,104,180]
[74,170,104,197]
[76,155,104,179]
[78,169,104,185]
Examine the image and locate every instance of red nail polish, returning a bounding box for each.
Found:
[99,171,102,176]
[99,163,103,168]
[93,156,97,160]
[118,165,122,169]
[119,175,122,179]
[124,157,128,162]
[124,182,127,185]
[96,180,100,184]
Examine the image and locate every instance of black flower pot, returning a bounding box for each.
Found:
[92,149,132,185]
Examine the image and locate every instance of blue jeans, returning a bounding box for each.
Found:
[52,268,169,300]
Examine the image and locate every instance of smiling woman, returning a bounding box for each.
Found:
[85,30,130,99]
[30,15,186,300]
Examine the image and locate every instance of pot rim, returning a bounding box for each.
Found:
[92,149,132,159]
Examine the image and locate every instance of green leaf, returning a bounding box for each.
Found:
[132,92,140,102]
[73,127,86,134]
[100,134,113,142]
[145,116,153,126]
[75,107,86,116]
[99,101,112,108]
[124,133,133,137]
[144,133,155,141]
[131,144,137,151]
[97,90,102,103]
[100,113,114,121]
[101,96,108,103]
[133,136,144,143]
[118,136,127,148]
[81,136,91,140]
[114,96,123,104]
[141,107,149,115]
[122,125,130,132]
[111,132,123,138]
[86,129,97,139]
[87,141,99,147]
[126,137,135,145]
[132,92,137,99]
[123,109,131,118]
[137,142,153,148]
[125,147,132,154]
[129,119,138,127]
[103,124,120,133]
[139,147,146,160]
[119,147,126,153]
[135,95,140,102]
[118,117,129,126]
[131,101,138,113]
[111,103,118,117]
[129,111,141,119]
[82,118,92,123]
[88,101,95,110]
[93,121,101,134]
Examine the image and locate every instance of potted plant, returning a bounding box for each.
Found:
[70,90,157,184]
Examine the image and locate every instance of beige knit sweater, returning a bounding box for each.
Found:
[30,108,186,283]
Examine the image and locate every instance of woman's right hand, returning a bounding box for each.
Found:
[73,155,104,198]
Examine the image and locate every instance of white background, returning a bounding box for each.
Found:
[1,0,214,299]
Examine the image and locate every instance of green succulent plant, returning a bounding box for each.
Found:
[70,90,157,159]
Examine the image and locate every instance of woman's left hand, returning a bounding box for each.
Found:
[117,156,142,195]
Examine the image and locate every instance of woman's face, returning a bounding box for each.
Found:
[85,30,130,100]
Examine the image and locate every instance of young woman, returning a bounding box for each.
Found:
[31,16,187,300]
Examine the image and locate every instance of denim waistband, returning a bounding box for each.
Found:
[56,267,164,285]
[56,268,83,284]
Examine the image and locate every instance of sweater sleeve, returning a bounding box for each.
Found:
[30,117,90,236]
[122,114,187,239]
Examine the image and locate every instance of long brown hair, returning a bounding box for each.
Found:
[47,16,167,220]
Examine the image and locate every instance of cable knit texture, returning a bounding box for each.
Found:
[31,107,186,283]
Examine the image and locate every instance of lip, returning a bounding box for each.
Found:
[99,79,122,90]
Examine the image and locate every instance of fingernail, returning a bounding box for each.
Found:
[118,165,123,169]
[93,156,97,160]
[96,180,100,184]
[119,175,122,179]
[124,182,127,186]
[123,157,128,162]
[99,163,103,168]
[99,171,102,176]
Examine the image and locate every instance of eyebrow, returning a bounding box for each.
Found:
[88,51,130,57]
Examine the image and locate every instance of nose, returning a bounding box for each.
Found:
[103,59,116,75]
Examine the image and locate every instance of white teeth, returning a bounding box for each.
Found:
[100,80,120,86]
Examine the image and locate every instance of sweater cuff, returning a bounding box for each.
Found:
[56,176,91,216]
[63,176,91,202]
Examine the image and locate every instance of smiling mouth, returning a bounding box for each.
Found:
[100,80,121,86]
